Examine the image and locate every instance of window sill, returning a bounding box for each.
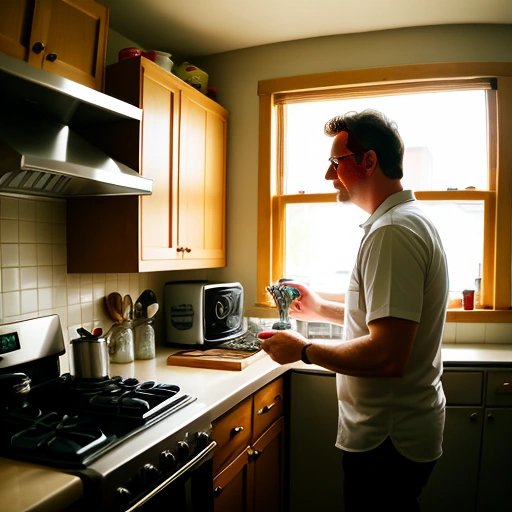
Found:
[446,309,512,323]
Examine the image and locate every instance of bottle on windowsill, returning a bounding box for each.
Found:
[474,264,482,309]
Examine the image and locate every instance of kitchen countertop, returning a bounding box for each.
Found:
[1,342,511,511]
[0,459,83,512]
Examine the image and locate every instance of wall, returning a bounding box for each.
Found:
[193,24,512,342]
[0,26,510,363]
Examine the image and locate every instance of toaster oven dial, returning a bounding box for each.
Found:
[215,294,234,319]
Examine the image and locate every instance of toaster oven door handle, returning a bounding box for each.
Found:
[125,439,217,511]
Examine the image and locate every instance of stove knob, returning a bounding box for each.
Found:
[176,440,191,462]
[195,431,211,451]
[140,463,159,485]
[115,486,133,505]
[160,449,177,471]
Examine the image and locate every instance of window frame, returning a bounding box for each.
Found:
[257,63,512,322]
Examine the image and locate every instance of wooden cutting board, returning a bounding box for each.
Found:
[167,348,266,371]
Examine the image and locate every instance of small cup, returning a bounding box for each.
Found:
[462,289,475,310]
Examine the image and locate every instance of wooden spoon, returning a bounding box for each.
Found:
[123,294,133,321]
[105,292,123,323]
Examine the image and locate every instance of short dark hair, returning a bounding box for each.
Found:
[324,109,404,179]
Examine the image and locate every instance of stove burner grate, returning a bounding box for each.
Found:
[11,412,113,460]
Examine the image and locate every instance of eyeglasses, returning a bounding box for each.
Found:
[328,154,359,170]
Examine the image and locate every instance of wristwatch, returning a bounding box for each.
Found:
[301,342,313,364]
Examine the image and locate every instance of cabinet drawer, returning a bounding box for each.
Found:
[442,371,483,405]
[213,397,252,473]
[253,377,284,440]
[486,370,512,406]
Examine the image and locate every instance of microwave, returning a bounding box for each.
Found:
[164,281,244,346]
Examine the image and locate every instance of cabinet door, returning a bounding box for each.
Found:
[477,408,512,511]
[139,68,182,269]
[253,377,284,441]
[29,0,107,90]
[213,398,252,475]
[288,371,343,511]
[420,406,482,512]
[251,417,285,512]
[213,448,251,512]
[179,92,226,266]
[0,0,32,60]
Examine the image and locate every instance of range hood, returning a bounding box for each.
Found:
[0,53,152,197]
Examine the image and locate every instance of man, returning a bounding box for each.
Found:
[259,109,448,511]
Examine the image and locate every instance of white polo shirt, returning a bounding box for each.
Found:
[336,190,448,462]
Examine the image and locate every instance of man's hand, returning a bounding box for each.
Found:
[258,330,310,364]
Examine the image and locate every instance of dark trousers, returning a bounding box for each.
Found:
[342,437,436,512]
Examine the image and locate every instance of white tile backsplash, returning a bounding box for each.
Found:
[485,323,512,344]
[19,221,36,243]
[2,267,19,292]
[2,243,19,266]
[442,322,456,343]
[1,219,18,242]
[19,243,37,266]
[455,322,487,343]
[20,267,38,289]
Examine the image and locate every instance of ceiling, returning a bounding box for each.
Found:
[102,0,512,58]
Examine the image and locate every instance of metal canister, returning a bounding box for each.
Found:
[71,328,110,379]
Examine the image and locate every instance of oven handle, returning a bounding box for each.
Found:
[125,439,217,511]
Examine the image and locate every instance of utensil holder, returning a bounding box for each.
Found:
[134,319,156,360]
[107,321,134,363]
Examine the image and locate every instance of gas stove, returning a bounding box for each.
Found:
[0,315,215,511]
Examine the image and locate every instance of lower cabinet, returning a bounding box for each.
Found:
[477,370,512,511]
[212,377,285,512]
[289,366,512,512]
[288,371,343,512]
[420,368,512,512]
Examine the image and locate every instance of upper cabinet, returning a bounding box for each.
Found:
[0,0,108,90]
[66,57,228,273]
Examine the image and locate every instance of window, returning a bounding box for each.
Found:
[257,63,512,322]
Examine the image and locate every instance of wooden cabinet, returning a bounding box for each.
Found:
[66,56,227,273]
[420,368,512,512]
[212,377,285,512]
[0,0,108,90]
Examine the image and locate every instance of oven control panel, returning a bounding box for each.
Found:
[102,420,216,511]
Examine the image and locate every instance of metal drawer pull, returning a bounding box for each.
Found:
[230,425,244,437]
[257,394,282,415]
[247,447,261,461]
[496,382,511,394]
[32,41,45,53]
[214,486,223,496]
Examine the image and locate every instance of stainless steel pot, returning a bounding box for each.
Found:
[71,328,109,379]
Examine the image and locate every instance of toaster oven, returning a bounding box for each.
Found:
[164,281,244,346]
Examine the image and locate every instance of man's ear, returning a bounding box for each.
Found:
[362,150,378,175]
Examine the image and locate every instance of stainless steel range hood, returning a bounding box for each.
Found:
[0,53,152,197]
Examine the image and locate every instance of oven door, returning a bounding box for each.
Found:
[127,440,216,512]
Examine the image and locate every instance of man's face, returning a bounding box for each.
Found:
[325,131,363,203]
